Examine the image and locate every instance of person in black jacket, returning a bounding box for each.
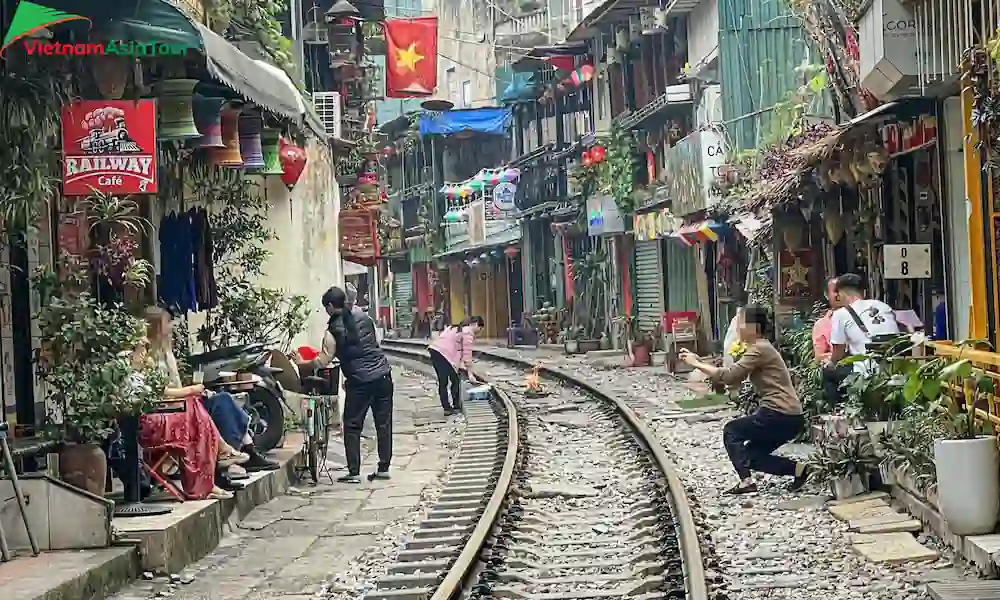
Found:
[320,286,394,483]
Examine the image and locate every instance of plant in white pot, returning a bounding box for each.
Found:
[808,432,879,499]
[929,358,1000,535]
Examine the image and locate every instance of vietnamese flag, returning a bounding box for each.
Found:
[384,17,438,98]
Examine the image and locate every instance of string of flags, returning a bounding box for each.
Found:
[440,167,521,199]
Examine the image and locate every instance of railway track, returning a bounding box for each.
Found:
[361,340,708,600]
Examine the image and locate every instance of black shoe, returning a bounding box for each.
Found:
[215,472,246,492]
[444,408,456,416]
[242,445,281,472]
[789,467,811,492]
[724,482,758,495]
[337,474,362,484]
[367,470,391,481]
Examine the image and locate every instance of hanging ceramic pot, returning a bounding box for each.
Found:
[192,95,227,148]
[92,53,131,99]
[238,108,266,170]
[259,128,284,175]
[279,137,307,190]
[210,105,243,167]
[156,78,202,141]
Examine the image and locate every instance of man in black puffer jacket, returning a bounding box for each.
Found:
[321,285,394,483]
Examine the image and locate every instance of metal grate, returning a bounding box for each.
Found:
[908,0,1000,90]
[312,91,343,138]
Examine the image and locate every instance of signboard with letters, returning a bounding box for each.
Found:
[883,244,931,279]
[632,210,680,241]
[663,128,726,217]
[586,195,625,236]
[61,100,158,196]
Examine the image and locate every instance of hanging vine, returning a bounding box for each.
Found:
[221,0,297,83]
[0,62,73,236]
[968,36,1000,175]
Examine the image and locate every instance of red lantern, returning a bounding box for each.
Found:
[591,145,606,163]
[581,151,593,167]
[503,246,519,258]
[279,137,307,190]
[381,145,394,155]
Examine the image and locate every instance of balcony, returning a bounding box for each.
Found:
[495,9,549,47]
[859,0,999,98]
[656,129,727,218]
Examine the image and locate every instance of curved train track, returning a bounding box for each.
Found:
[365,340,708,600]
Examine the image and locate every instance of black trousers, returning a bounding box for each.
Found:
[822,364,853,405]
[343,374,394,475]
[429,349,461,410]
[723,407,804,480]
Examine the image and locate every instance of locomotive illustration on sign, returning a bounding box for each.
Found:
[61,100,158,195]
[78,106,142,154]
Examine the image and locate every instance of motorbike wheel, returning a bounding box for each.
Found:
[246,387,284,453]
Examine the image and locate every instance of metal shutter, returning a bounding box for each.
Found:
[393,273,414,330]
[664,242,699,312]
[634,241,664,332]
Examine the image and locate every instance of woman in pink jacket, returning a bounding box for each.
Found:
[429,316,484,415]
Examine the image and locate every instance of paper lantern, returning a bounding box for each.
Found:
[156,79,202,141]
[259,128,284,175]
[210,106,243,167]
[279,137,307,190]
[238,109,266,170]
[193,96,227,148]
[591,146,606,163]
[504,246,519,258]
[581,151,593,167]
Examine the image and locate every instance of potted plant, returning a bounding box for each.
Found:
[563,325,582,355]
[928,358,1000,535]
[808,432,878,499]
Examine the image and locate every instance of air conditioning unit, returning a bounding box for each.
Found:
[313,91,343,138]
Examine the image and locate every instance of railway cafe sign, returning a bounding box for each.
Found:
[61,100,158,195]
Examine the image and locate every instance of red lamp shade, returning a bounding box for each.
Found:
[591,145,606,163]
[279,137,307,190]
[503,246,519,258]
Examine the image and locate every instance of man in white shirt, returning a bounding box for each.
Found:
[828,273,900,376]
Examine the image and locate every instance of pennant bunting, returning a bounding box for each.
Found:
[384,17,438,98]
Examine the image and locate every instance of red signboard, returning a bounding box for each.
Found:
[61,100,158,196]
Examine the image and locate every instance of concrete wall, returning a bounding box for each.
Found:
[687,0,719,69]
[259,138,343,349]
[429,0,495,108]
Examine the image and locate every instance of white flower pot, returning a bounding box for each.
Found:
[831,474,866,499]
[934,436,1000,535]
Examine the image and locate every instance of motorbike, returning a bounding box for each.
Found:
[189,343,290,453]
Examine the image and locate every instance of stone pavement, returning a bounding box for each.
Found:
[106,364,460,600]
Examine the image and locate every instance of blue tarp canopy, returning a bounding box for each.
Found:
[419,108,513,137]
[501,72,540,104]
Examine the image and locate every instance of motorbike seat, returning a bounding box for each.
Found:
[189,343,262,366]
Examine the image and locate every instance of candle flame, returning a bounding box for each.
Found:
[525,364,542,392]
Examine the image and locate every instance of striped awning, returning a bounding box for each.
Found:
[672,220,727,246]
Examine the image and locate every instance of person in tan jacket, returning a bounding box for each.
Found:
[680,305,810,495]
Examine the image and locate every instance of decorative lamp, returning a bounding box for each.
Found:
[504,246,519,258]
[279,137,308,190]
[238,109,266,170]
[210,105,244,167]
[325,0,361,19]
[591,146,606,162]
[192,95,227,148]
[156,79,202,141]
[259,128,284,175]
[581,151,593,167]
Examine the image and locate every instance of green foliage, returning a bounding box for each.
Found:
[777,303,829,425]
[596,125,638,216]
[33,196,163,444]
[228,0,297,84]
[808,432,878,482]
[878,404,950,492]
[191,167,312,352]
[0,63,72,235]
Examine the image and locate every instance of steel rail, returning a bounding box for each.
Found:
[384,348,521,600]
[383,340,709,600]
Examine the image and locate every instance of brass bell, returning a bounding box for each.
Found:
[193,95,227,148]
[156,78,202,141]
[238,109,266,170]
[259,128,284,175]
[210,105,243,167]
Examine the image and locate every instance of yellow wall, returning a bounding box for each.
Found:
[449,264,466,324]
[468,262,510,338]
[963,78,989,340]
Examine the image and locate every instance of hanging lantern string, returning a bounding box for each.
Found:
[440,167,521,195]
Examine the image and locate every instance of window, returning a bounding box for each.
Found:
[461,80,472,107]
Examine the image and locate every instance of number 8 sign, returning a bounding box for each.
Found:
[883,244,932,279]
